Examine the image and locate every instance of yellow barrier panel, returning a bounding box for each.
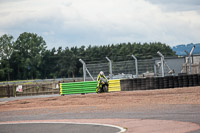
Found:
[108,79,121,92]
[59,83,62,95]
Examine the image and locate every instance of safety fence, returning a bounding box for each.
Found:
[60,74,200,95]
[120,74,200,91]
[60,79,122,95]
[86,59,155,79]
[60,81,97,95]
[0,82,60,97]
[2,74,200,97]
[0,78,84,98]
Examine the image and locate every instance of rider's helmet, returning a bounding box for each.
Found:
[100,71,104,76]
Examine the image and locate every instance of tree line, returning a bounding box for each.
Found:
[0,32,176,81]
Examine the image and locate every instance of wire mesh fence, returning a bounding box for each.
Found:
[85,58,155,80]
[86,62,109,79]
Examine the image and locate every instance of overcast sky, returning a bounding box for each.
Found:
[0,0,200,49]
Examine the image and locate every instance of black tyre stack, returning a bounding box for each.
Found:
[141,78,146,90]
[164,76,169,88]
[120,79,126,91]
[153,77,159,89]
[193,74,198,86]
[120,74,200,92]
[173,76,179,88]
[136,78,142,90]
[198,74,200,86]
[132,78,137,91]
[145,77,150,90]
[127,79,133,91]
[149,77,154,90]
[168,76,174,88]
[188,74,194,87]
[178,75,183,87]
[158,77,164,89]
[182,75,188,87]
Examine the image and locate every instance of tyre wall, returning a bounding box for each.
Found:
[120,74,200,92]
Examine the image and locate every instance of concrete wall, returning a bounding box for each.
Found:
[182,64,200,74]
[185,55,200,64]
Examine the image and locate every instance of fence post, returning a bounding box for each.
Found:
[106,57,113,79]
[7,84,10,97]
[189,46,195,74]
[154,64,157,76]
[185,45,195,74]
[79,59,86,81]
[79,59,95,81]
[157,51,165,77]
[13,83,16,97]
[131,55,138,78]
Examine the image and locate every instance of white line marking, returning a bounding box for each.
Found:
[0,121,126,133]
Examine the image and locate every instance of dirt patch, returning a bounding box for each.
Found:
[19,101,30,104]
[0,86,200,113]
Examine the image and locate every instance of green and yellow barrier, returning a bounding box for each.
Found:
[60,81,97,95]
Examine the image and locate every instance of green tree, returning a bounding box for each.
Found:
[13,32,47,79]
[0,34,14,80]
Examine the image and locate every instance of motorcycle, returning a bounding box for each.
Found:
[98,77,109,93]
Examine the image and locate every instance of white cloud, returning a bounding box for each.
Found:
[0,0,200,48]
[146,0,200,12]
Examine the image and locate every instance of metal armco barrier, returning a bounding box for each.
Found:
[60,81,97,95]
[108,79,121,92]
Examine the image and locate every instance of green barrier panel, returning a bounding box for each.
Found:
[60,81,97,95]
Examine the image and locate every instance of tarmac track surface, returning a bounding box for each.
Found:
[0,87,200,133]
[0,122,124,133]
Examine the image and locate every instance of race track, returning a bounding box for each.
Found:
[0,87,200,133]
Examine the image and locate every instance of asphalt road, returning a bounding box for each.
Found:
[0,95,200,133]
[0,123,122,133]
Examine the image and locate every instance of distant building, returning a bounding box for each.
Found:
[154,57,185,76]
[182,54,200,74]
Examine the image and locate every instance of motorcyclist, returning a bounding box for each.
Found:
[96,71,108,93]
